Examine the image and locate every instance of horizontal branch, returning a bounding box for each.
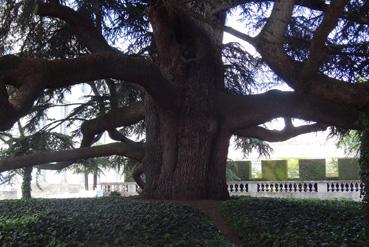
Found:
[219,90,360,131]
[0,52,176,130]
[0,142,145,172]
[80,102,144,146]
[235,122,327,142]
[37,103,144,171]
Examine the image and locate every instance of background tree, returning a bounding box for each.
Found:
[0,122,73,199]
[0,0,368,202]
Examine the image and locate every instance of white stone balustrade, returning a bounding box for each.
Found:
[227,180,364,201]
[100,182,139,196]
[99,180,365,201]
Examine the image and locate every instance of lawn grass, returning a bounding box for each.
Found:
[221,196,369,246]
[0,197,230,247]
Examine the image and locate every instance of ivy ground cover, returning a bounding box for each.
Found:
[0,197,230,247]
[221,197,368,246]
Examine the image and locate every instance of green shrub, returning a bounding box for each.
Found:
[261,160,288,181]
[227,161,251,181]
[299,159,326,180]
[221,197,367,246]
[287,159,299,179]
[109,191,121,197]
[0,198,230,247]
[338,158,360,180]
[326,158,339,177]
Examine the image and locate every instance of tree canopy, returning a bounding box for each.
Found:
[0,0,368,200]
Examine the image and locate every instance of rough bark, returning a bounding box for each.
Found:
[139,1,229,200]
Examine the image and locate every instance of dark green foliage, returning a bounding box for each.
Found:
[0,198,230,247]
[1,131,74,158]
[338,158,361,180]
[109,191,121,197]
[299,159,326,180]
[121,158,141,182]
[334,129,360,156]
[227,161,251,181]
[234,137,273,158]
[261,160,287,181]
[221,197,369,247]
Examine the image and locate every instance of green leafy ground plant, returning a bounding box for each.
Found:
[0,198,230,247]
[221,197,368,247]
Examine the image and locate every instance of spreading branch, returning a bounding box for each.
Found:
[235,122,328,142]
[222,0,369,107]
[36,2,113,52]
[302,0,349,77]
[0,142,144,172]
[80,102,144,147]
[0,53,176,130]
[41,102,145,171]
[219,90,360,131]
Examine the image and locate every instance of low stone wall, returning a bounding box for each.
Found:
[99,182,140,197]
[227,180,364,201]
[99,180,365,201]
[0,191,17,200]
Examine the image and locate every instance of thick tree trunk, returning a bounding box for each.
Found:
[84,170,89,191]
[141,1,229,200]
[143,97,230,200]
[21,166,32,199]
[93,165,98,190]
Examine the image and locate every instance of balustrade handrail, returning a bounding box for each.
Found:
[98,180,365,201]
[227,180,362,183]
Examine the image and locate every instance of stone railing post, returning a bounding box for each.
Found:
[317,181,327,193]
[248,182,258,193]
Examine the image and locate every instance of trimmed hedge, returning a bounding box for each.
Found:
[338,158,360,180]
[262,160,288,181]
[299,159,326,180]
[221,197,368,246]
[0,198,230,247]
[228,161,251,180]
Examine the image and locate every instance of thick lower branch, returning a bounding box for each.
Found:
[219,90,360,131]
[0,53,176,130]
[0,142,144,172]
[80,102,144,145]
[235,123,327,142]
